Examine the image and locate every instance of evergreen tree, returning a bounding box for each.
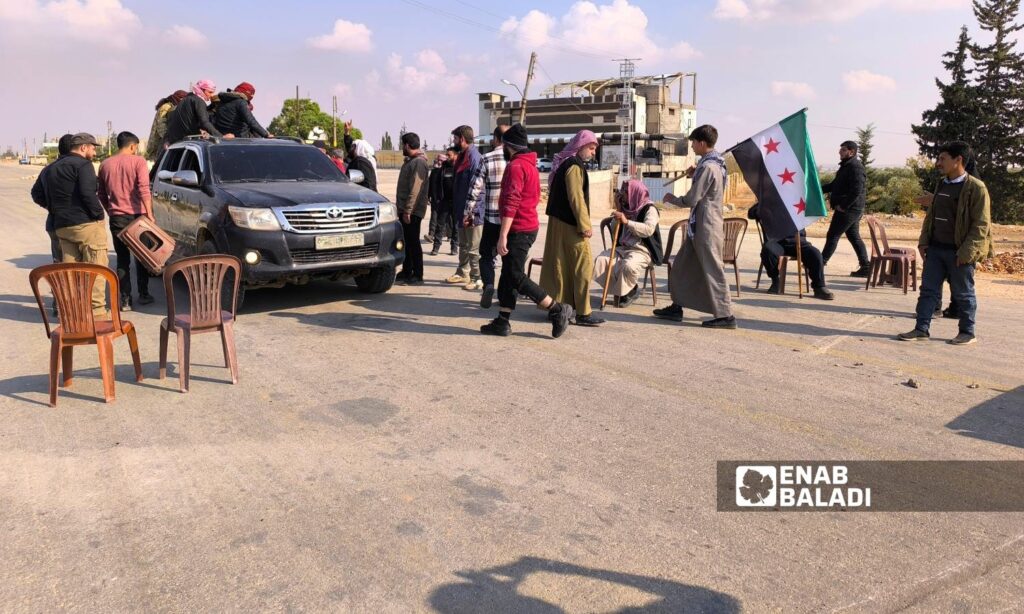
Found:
[969,0,1024,222]
[856,123,876,169]
[912,26,984,194]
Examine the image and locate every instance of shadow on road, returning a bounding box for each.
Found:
[0,293,46,324]
[428,556,739,613]
[946,385,1024,449]
[6,253,53,270]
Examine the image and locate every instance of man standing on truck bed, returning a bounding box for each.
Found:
[163,80,234,147]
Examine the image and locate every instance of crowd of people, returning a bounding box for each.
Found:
[27,80,994,345]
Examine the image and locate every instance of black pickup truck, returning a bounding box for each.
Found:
[151,137,404,303]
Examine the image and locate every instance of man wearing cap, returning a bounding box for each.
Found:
[163,79,233,147]
[44,133,110,317]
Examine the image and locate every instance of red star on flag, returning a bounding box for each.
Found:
[778,168,796,184]
[763,138,780,154]
[794,198,806,215]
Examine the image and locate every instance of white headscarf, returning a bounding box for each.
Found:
[351,139,377,172]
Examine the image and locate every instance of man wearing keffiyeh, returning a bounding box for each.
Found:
[540,130,605,327]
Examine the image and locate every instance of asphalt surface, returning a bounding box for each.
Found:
[0,163,1022,612]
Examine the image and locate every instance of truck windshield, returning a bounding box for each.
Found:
[209,145,348,183]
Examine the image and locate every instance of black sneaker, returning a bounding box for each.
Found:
[948,332,976,345]
[480,284,494,309]
[653,304,683,322]
[429,248,440,256]
[549,303,575,339]
[942,305,959,319]
[407,277,424,286]
[480,317,511,336]
[574,314,605,326]
[617,286,640,307]
[897,329,930,341]
[137,293,155,305]
[450,247,458,256]
[850,264,872,278]
[812,287,835,301]
[702,316,737,329]
[766,281,781,295]
[120,295,132,312]
[934,304,943,316]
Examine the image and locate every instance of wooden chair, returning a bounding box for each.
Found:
[29,263,142,406]
[865,216,917,294]
[722,217,748,298]
[599,216,659,306]
[159,255,241,392]
[753,219,811,295]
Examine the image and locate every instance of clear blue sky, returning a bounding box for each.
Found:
[0,0,993,165]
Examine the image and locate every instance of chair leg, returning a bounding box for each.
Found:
[734,262,741,298]
[49,338,60,407]
[649,268,658,307]
[865,259,873,290]
[97,337,115,403]
[127,327,143,382]
[756,263,763,289]
[61,346,73,388]
[221,322,239,385]
[176,329,190,393]
[903,260,910,294]
[159,322,169,380]
[911,259,918,291]
[779,261,788,295]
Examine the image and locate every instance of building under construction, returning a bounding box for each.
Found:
[476,70,698,196]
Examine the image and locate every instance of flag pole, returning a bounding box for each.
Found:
[795,232,804,299]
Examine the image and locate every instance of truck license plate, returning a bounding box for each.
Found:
[315,233,364,250]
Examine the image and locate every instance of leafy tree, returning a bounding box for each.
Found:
[856,123,875,170]
[969,0,1024,222]
[268,99,334,141]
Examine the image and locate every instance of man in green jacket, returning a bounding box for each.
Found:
[899,141,993,345]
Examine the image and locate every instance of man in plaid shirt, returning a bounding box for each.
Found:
[467,125,509,302]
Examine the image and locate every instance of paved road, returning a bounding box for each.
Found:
[0,163,1021,612]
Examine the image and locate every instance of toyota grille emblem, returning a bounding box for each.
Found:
[325,206,344,219]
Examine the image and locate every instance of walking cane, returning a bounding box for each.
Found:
[600,202,623,310]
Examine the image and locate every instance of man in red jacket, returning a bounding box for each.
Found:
[481,124,575,339]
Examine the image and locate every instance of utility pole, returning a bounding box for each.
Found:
[613,58,640,180]
[332,95,338,148]
[520,51,537,126]
[294,85,300,138]
[106,120,112,156]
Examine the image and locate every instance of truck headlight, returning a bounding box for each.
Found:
[377,202,398,224]
[228,206,281,231]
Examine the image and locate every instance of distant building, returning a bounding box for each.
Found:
[477,72,699,198]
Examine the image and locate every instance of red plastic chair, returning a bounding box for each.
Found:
[29,263,142,406]
[865,216,917,294]
[159,255,241,392]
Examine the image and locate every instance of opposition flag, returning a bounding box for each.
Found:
[730,109,828,240]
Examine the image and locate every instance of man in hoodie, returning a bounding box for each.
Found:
[44,133,109,317]
[163,79,234,147]
[210,82,272,139]
[445,125,484,288]
[395,132,430,285]
[480,124,574,339]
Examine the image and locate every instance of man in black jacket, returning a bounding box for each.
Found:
[427,147,458,256]
[210,82,271,139]
[821,141,871,277]
[44,133,109,317]
[162,80,234,147]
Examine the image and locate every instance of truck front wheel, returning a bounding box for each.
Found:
[354,265,396,294]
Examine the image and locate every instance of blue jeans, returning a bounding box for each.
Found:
[914,245,976,335]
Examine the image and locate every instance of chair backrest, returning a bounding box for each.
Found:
[864,216,883,258]
[664,220,688,258]
[163,255,241,328]
[874,218,895,253]
[722,217,748,262]
[29,262,121,340]
[600,216,613,251]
